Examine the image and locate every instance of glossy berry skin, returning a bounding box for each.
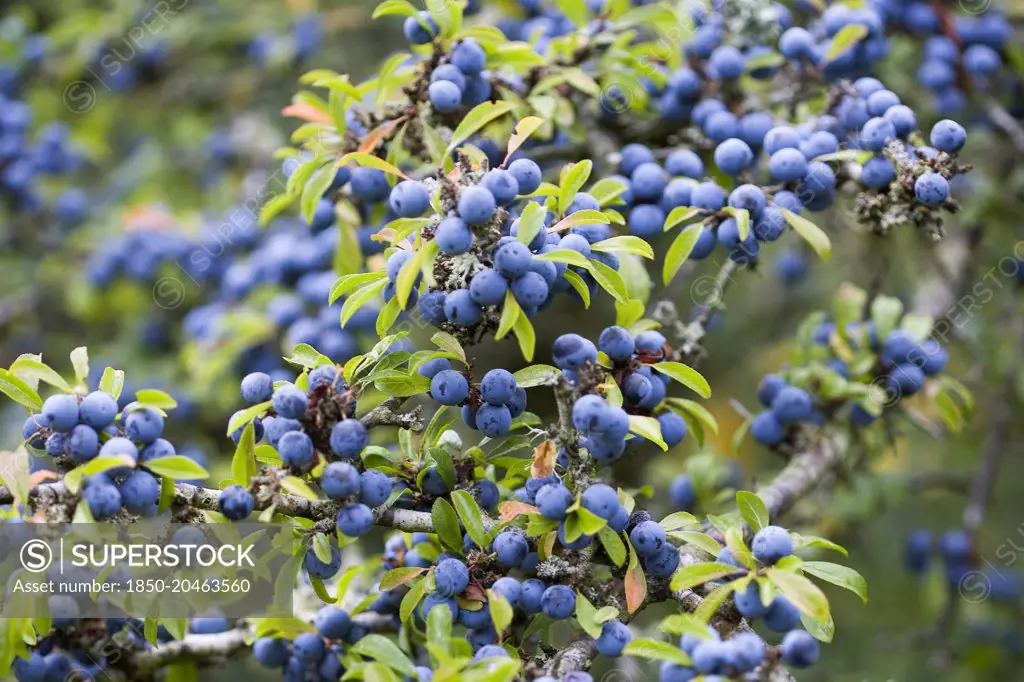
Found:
[389,180,431,218]
[629,520,666,558]
[752,525,793,564]
[79,391,118,428]
[292,632,325,665]
[781,630,820,668]
[443,289,483,326]
[541,584,576,620]
[493,531,529,567]
[254,637,290,668]
[914,172,949,206]
[657,412,687,447]
[581,484,619,520]
[930,119,966,152]
[337,503,374,536]
[764,595,801,632]
[403,12,438,45]
[733,580,768,618]
[535,483,573,520]
[359,470,391,507]
[83,479,122,520]
[42,394,79,432]
[451,38,485,74]
[598,326,635,362]
[595,620,632,657]
[278,431,314,469]
[241,372,274,404]
[469,268,508,306]
[491,576,521,606]
[552,334,597,370]
[436,217,473,254]
[273,385,308,419]
[429,81,462,113]
[434,558,470,597]
[430,370,469,405]
[120,471,161,516]
[330,419,368,459]
[751,411,786,445]
[322,462,361,500]
[481,369,517,405]
[458,186,496,224]
[314,606,351,639]
[770,386,813,422]
[508,158,542,195]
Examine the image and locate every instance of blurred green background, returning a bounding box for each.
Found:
[1,1,1023,681]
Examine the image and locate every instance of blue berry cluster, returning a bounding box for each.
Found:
[554,327,692,462]
[252,605,354,682]
[422,359,527,439]
[749,306,951,447]
[22,389,182,520]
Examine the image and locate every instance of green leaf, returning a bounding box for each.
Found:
[338,152,409,180]
[350,634,416,676]
[505,116,546,163]
[780,208,831,261]
[372,0,420,19]
[573,591,602,639]
[515,202,548,248]
[767,567,831,621]
[791,534,848,556]
[669,562,744,592]
[589,178,628,207]
[260,193,296,226]
[722,206,749,240]
[136,389,178,411]
[427,501,460,556]
[431,332,466,363]
[822,24,869,64]
[663,206,703,231]
[281,476,319,500]
[576,507,608,535]
[0,370,42,412]
[558,160,594,214]
[652,362,711,398]
[735,491,770,532]
[145,456,210,481]
[585,258,629,304]
[659,613,715,638]
[400,574,429,623]
[511,364,560,388]
[330,271,388,304]
[591,236,654,259]
[98,368,125,399]
[226,401,272,437]
[488,589,514,634]
[451,489,488,551]
[668,531,722,556]
[659,512,698,532]
[396,242,438,310]
[623,639,692,667]
[533,248,591,268]
[380,567,427,591]
[694,580,737,622]
[447,101,516,155]
[512,311,536,362]
[597,526,627,567]
[801,611,835,643]
[341,277,389,328]
[801,561,868,603]
[301,159,337,224]
[231,421,259,486]
[662,222,704,285]
[426,601,452,644]
[70,347,89,385]
[496,291,522,340]
[870,296,904,342]
[562,270,591,307]
[548,209,611,235]
[8,358,70,392]
[628,415,667,450]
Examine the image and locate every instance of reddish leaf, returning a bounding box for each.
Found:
[531,439,558,479]
[282,103,333,125]
[359,117,407,154]
[498,501,539,522]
